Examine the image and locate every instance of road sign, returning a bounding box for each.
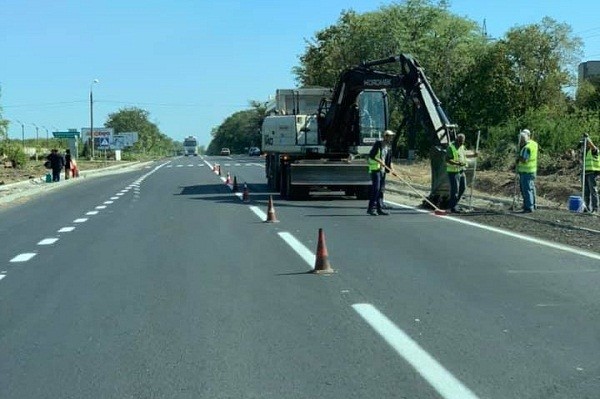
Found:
[53,131,80,138]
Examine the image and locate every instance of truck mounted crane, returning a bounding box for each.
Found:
[262,54,457,204]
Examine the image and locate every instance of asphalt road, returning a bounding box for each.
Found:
[1,155,599,398]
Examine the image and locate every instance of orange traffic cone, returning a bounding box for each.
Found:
[232,176,239,192]
[242,183,250,202]
[312,228,334,274]
[265,195,279,223]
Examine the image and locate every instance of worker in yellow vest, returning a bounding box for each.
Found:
[446,133,468,213]
[516,129,538,213]
[367,130,395,216]
[582,133,600,213]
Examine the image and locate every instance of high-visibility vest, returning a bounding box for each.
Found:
[446,143,465,173]
[368,148,381,172]
[517,140,538,174]
[585,149,600,172]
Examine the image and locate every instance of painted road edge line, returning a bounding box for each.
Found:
[277,232,315,269]
[352,303,480,399]
[385,200,600,261]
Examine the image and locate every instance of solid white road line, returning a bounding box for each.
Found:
[10,253,36,262]
[385,200,600,261]
[37,238,58,245]
[352,303,480,399]
[58,227,75,232]
[277,232,315,268]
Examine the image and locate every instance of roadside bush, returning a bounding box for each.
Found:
[0,141,28,167]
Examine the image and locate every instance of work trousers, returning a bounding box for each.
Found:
[447,171,466,211]
[52,168,62,182]
[519,172,536,211]
[584,172,599,211]
[368,171,386,211]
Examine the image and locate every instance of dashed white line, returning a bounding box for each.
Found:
[277,232,315,268]
[0,274,5,281]
[249,205,267,221]
[73,218,88,223]
[86,211,99,215]
[104,201,113,204]
[352,303,480,399]
[10,253,37,262]
[95,205,107,209]
[58,227,75,233]
[110,197,119,200]
[116,193,125,196]
[38,238,59,245]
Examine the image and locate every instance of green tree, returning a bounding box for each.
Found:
[207,102,266,155]
[104,107,175,155]
[502,17,582,113]
[0,86,8,141]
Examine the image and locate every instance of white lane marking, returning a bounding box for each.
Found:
[95,205,107,209]
[110,196,119,200]
[177,165,183,168]
[86,211,99,215]
[73,218,88,223]
[187,164,194,167]
[10,253,37,262]
[166,165,173,168]
[0,274,5,281]
[104,201,113,204]
[197,164,204,167]
[352,303,480,399]
[386,200,600,261]
[120,190,128,193]
[507,269,599,274]
[58,227,75,233]
[38,238,59,246]
[116,193,125,196]
[249,206,267,221]
[277,232,315,268]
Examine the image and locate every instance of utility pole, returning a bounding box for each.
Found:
[90,79,99,159]
[15,120,25,150]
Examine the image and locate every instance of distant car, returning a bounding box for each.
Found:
[220,148,231,156]
[248,147,261,156]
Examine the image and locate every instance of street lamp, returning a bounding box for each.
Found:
[15,120,25,149]
[31,123,39,161]
[42,126,49,148]
[90,78,99,159]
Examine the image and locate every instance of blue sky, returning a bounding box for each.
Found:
[2,0,600,147]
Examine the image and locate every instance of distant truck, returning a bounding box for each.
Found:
[183,136,199,156]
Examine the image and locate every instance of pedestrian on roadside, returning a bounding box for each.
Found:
[47,149,65,182]
[366,129,395,216]
[516,129,538,213]
[582,133,600,213]
[446,133,469,213]
[64,149,72,180]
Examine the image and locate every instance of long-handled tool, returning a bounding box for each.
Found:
[510,134,521,211]
[468,130,481,210]
[381,163,448,216]
[581,136,589,212]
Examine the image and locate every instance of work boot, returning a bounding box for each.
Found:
[367,209,378,216]
[377,210,390,215]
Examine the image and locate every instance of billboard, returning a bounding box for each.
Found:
[111,132,139,150]
[81,127,114,150]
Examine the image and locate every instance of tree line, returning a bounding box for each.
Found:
[208,0,600,173]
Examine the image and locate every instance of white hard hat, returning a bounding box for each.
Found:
[383,130,396,137]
